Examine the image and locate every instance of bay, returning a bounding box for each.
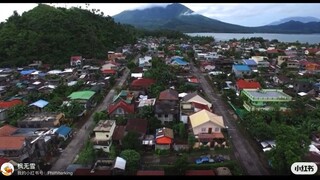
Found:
[186,33,320,44]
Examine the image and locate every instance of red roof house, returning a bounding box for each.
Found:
[0,125,18,136]
[108,100,135,116]
[192,102,211,112]
[236,79,261,91]
[125,118,148,136]
[130,78,156,90]
[155,127,174,145]
[0,99,23,109]
[159,89,179,101]
[0,136,26,150]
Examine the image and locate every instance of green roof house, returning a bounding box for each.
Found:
[241,89,292,112]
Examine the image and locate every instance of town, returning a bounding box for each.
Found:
[0,33,320,176]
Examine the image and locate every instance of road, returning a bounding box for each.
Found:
[190,61,270,175]
[50,55,139,171]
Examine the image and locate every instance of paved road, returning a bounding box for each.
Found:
[50,56,139,171]
[190,61,270,175]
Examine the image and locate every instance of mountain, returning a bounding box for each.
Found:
[255,21,320,34]
[113,3,320,34]
[113,3,252,33]
[268,16,320,25]
[0,4,139,67]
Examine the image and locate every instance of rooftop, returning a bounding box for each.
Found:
[93,120,115,132]
[242,89,292,101]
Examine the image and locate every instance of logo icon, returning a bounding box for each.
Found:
[1,162,14,176]
[291,162,318,175]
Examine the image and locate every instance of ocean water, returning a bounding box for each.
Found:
[186,33,320,44]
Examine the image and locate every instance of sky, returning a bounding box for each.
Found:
[1,3,320,27]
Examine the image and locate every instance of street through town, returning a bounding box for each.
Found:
[190,61,270,175]
[50,55,140,171]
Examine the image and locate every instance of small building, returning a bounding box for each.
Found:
[55,125,72,141]
[155,127,174,150]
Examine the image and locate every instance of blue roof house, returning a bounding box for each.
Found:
[171,58,189,66]
[29,99,49,112]
[243,59,258,70]
[232,64,252,78]
[55,125,72,141]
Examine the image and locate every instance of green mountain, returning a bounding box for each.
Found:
[0,4,138,67]
[113,3,320,34]
[113,3,251,33]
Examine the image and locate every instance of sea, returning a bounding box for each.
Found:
[186,33,320,44]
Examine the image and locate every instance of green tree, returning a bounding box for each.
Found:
[267,124,310,174]
[93,111,108,124]
[77,141,96,165]
[187,135,196,150]
[178,123,187,139]
[173,154,188,175]
[122,131,142,151]
[7,104,28,126]
[120,149,141,174]
[60,100,85,120]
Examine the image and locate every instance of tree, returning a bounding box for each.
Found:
[179,123,187,139]
[77,141,96,165]
[187,135,196,150]
[120,149,141,174]
[7,104,28,126]
[267,124,310,174]
[173,154,188,175]
[93,111,108,124]
[60,100,85,120]
[122,131,142,151]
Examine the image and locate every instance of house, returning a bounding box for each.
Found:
[182,92,212,109]
[125,118,148,138]
[170,57,190,70]
[155,89,179,124]
[29,99,49,112]
[130,78,156,91]
[189,109,225,137]
[137,98,156,108]
[112,90,135,104]
[54,125,72,141]
[232,65,252,78]
[18,112,63,128]
[108,99,135,117]
[138,56,152,70]
[112,125,125,146]
[92,120,116,152]
[0,125,34,162]
[243,59,258,70]
[272,75,291,86]
[235,79,261,94]
[277,56,290,67]
[70,56,82,67]
[293,79,314,94]
[68,90,96,108]
[251,56,270,68]
[155,127,174,150]
[286,60,300,69]
[241,89,292,112]
[0,99,23,121]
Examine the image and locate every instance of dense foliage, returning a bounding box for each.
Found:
[0,4,138,67]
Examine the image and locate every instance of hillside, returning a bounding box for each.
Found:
[268,16,320,25]
[113,3,320,34]
[113,3,251,33]
[0,4,138,67]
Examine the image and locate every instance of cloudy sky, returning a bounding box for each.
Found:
[1,3,320,27]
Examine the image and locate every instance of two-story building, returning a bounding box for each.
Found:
[92,120,116,152]
[241,89,292,112]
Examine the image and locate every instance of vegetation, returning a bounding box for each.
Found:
[120,149,141,174]
[77,141,96,165]
[0,4,138,67]
[122,131,142,151]
[7,104,28,126]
